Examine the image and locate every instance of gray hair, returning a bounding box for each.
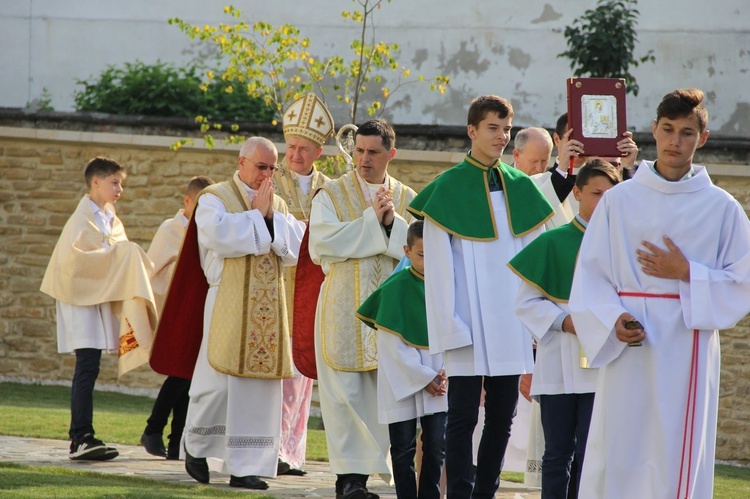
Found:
[514,127,553,152]
[239,136,277,158]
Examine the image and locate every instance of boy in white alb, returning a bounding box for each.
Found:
[141,175,214,460]
[41,157,156,460]
[357,220,447,499]
[509,159,621,498]
[570,88,750,498]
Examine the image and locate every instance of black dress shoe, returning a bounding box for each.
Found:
[335,481,369,499]
[280,467,307,476]
[140,433,167,458]
[277,459,291,475]
[184,449,209,484]
[229,475,269,489]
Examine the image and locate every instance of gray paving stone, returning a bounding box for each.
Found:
[0,435,541,498]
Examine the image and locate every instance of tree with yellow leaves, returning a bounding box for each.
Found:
[168,1,449,149]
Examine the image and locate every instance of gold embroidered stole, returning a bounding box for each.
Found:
[274,166,330,334]
[274,166,330,220]
[205,177,293,379]
[318,171,415,372]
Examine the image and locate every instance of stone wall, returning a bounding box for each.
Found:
[1,125,750,462]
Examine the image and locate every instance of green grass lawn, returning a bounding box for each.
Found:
[0,381,328,461]
[1,381,748,497]
[0,462,272,498]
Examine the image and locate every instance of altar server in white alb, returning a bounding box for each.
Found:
[569,88,750,499]
[408,95,553,499]
[180,137,305,490]
[509,159,621,498]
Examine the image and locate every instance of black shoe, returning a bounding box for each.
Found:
[102,446,119,461]
[277,459,291,475]
[184,449,209,484]
[69,434,107,461]
[277,459,307,476]
[229,475,269,490]
[140,432,167,458]
[336,481,369,499]
[166,449,181,460]
[280,467,307,476]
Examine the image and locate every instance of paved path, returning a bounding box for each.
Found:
[0,435,541,498]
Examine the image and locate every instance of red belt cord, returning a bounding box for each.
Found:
[618,291,698,499]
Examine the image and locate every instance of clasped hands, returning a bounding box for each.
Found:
[372,186,394,226]
[425,369,447,397]
[253,178,275,220]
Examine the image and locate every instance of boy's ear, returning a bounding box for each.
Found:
[403,244,410,258]
[573,185,582,202]
[467,124,476,141]
[697,129,710,149]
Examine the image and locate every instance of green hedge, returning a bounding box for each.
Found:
[73,60,274,122]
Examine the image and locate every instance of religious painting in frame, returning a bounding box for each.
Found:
[566,77,627,158]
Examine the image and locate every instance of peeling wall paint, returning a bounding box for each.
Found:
[1,0,749,138]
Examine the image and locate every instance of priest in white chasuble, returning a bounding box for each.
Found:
[570,88,750,499]
[166,137,305,490]
[273,93,334,475]
[408,95,553,499]
[309,119,416,499]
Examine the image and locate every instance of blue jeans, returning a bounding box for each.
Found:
[445,375,519,499]
[69,348,101,440]
[539,393,595,499]
[389,412,447,499]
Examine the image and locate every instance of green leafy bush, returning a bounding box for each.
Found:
[73,60,274,122]
[558,0,654,96]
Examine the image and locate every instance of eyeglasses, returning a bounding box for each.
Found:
[240,156,279,173]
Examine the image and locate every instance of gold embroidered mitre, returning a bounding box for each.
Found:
[282,93,334,147]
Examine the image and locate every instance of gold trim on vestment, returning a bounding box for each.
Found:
[506,263,568,304]
[353,312,430,351]
[202,175,293,379]
[318,172,415,372]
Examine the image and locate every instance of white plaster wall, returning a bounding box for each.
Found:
[1,0,748,137]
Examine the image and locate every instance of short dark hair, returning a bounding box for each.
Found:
[186,175,215,196]
[84,157,125,189]
[467,95,513,128]
[355,119,396,150]
[575,158,621,189]
[406,219,424,248]
[656,88,708,132]
[555,113,568,137]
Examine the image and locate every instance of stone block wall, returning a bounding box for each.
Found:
[1,126,750,462]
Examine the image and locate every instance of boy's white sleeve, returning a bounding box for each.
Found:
[378,330,437,402]
[515,280,567,346]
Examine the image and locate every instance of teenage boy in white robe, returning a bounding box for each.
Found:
[408,95,553,499]
[569,88,750,499]
[510,159,621,498]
